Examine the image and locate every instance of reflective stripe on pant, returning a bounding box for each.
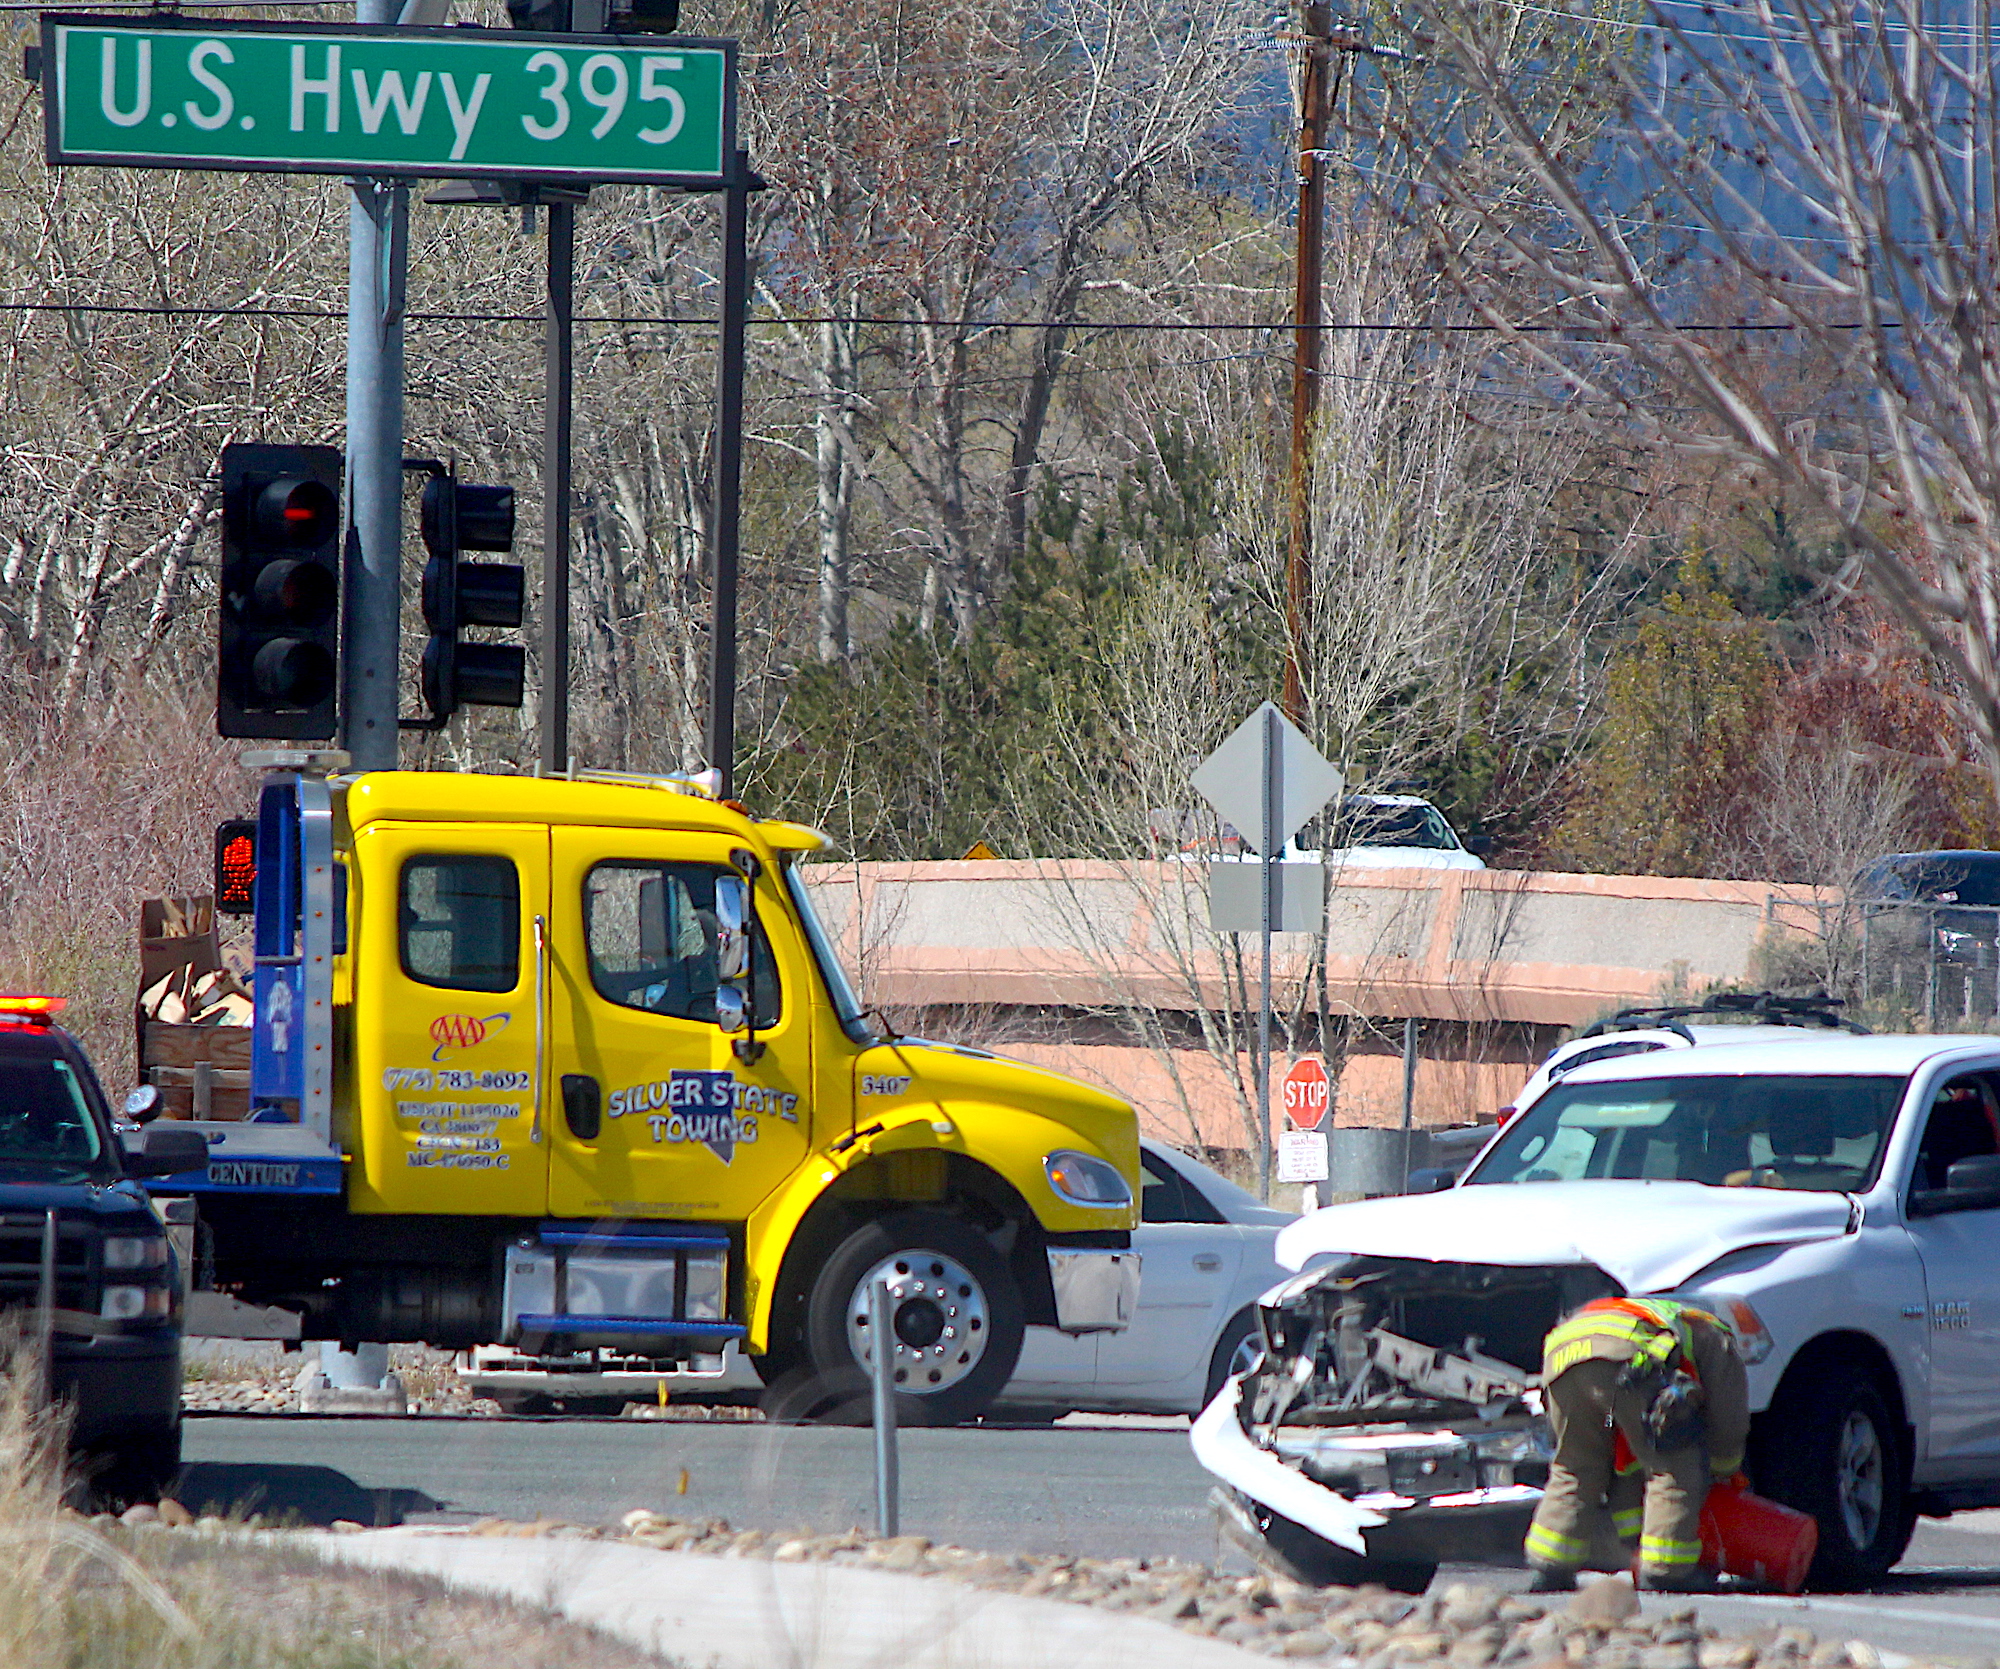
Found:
[1642,1534,1703,1570]
[1526,1356,1712,1576]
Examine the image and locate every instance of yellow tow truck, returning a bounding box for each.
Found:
[146,758,1140,1423]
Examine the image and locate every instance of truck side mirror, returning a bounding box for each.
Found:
[1405,1167,1457,1195]
[125,1124,209,1180]
[1911,1153,2000,1216]
[1947,1154,2000,1204]
[714,984,748,1034]
[712,876,750,983]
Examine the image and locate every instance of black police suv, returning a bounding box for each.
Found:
[0,997,206,1501]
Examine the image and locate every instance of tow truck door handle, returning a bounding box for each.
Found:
[561,1075,602,1142]
[1194,1253,1223,1272]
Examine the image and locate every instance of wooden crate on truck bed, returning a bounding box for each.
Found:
[137,895,252,1121]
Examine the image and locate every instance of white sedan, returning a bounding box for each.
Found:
[460,1139,1292,1419]
[998,1138,1292,1416]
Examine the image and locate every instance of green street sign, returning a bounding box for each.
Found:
[39,16,734,186]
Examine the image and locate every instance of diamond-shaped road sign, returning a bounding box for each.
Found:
[1191,702,1344,856]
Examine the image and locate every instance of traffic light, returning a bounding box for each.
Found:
[217,443,342,740]
[505,0,680,32]
[214,819,257,915]
[418,471,525,723]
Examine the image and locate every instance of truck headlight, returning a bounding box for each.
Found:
[1715,1296,1774,1363]
[101,1286,171,1321]
[102,1235,167,1272]
[1045,1151,1132,1207]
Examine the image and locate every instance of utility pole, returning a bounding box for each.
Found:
[1282,1,1333,727]
[339,0,410,773]
[705,149,752,800]
[541,198,576,776]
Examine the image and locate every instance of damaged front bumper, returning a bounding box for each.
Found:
[1195,1254,1618,1576]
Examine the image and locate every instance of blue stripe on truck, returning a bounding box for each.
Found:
[515,1316,747,1339]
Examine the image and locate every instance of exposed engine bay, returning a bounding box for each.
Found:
[1196,1254,1621,1583]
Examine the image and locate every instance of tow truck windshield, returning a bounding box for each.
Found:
[1466,1073,1906,1191]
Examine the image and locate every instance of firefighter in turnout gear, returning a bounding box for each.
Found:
[1523,1297,1750,1593]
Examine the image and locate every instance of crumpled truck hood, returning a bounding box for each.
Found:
[1274,1180,1854,1294]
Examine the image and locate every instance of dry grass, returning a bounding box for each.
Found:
[67,1533,683,1669]
[0,683,247,1089]
[0,1340,676,1667]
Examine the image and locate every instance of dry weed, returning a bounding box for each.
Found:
[0,683,246,1088]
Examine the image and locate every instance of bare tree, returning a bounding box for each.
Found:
[1359,0,2000,801]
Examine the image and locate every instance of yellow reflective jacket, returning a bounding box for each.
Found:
[1541,1297,1750,1474]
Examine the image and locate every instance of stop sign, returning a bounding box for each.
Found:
[1282,1056,1330,1131]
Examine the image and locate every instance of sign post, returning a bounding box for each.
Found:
[1192,702,1342,1198]
[1277,1055,1331,1209]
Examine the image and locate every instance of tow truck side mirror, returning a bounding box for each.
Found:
[711,874,753,1035]
[713,876,750,983]
[1405,1167,1457,1195]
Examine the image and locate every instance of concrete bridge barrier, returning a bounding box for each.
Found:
[801,860,1822,1150]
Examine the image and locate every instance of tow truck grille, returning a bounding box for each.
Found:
[0,1213,92,1312]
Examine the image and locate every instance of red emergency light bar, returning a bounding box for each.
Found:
[0,996,64,1027]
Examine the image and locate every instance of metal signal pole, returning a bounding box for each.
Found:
[339,0,410,772]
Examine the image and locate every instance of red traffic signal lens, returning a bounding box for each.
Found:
[214,820,257,914]
[254,477,338,548]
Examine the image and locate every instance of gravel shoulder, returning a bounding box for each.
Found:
[122,1495,1979,1669]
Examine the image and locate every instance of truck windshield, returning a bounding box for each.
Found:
[1333,801,1458,850]
[0,1051,105,1172]
[1467,1073,1906,1192]
[782,863,879,1044]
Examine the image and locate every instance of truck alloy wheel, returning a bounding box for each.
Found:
[844,1247,990,1395]
[1752,1361,1914,1588]
[801,1210,1024,1426]
[1836,1406,1887,1552]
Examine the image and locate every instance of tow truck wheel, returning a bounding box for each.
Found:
[798,1210,1024,1427]
[1752,1359,1915,1588]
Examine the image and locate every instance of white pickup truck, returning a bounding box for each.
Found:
[1196,1033,2000,1592]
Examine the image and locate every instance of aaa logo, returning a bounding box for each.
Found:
[429,1012,511,1061]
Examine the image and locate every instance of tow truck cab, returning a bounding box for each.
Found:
[171,765,1141,1422]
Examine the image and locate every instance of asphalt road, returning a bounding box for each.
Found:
[180,1412,1234,1566]
[183,1414,2000,1663]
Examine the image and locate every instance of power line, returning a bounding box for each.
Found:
[0,298,1892,332]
